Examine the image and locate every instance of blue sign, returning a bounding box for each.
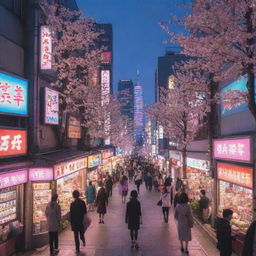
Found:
[0,72,28,115]
[221,76,256,117]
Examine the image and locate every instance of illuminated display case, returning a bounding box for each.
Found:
[32,183,52,234]
[219,180,252,232]
[0,188,17,225]
[56,171,84,216]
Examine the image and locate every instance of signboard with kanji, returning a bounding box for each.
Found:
[45,87,59,125]
[40,26,52,70]
[213,137,252,163]
[217,162,253,189]
[0,129,27,157]
[0,72,28,116]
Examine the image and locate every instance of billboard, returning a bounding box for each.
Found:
[67,116,81,139]
[40,26,52,70]
[88,154,102,168]
[0,129,27,157]
[45,87,59,125]
[213,137,252,163]
[0,72,28,115]
[221,76,256,117]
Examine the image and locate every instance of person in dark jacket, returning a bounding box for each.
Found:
[199,189,210,223]
[175,177,183,191]
[147,173,153,192]
[216,209,235,256]
[95,183,108,224]
[173,190,182,208]
[70,190,87,253]
[105,175,113,197]
[126,190,142,249]
[242,220,256,256]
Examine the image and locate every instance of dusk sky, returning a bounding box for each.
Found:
[76,0,189,105]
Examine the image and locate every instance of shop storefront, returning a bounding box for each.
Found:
[54,157,87,217]
[0,169,28,256]
[169,151,182,181]
[186,157,212,201]
[87,154,102,188]
[100,149,114,175]
[213,136,254,255]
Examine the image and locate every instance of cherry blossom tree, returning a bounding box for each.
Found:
[40,2,103,144]
[147,63,209,178]
[160,0,256,120]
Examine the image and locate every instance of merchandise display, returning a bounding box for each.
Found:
[187,170,213,201]
[219,181,252,232]
[0,220,23,243]
[57,171,83,216]
[0,187,17,225]
[32,183,52,234]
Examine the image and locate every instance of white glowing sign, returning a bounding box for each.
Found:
[158,125,164,139]
[40,26,52,70]
[101,70,111,145]
[45,87,59,125]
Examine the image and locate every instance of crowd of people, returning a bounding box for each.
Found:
[44,155,256,256]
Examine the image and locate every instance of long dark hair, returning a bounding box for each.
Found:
[50,194,58,208]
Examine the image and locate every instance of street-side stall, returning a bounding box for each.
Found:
[213,136,254,256]
[87,153,102,190]
[186,157,212,201]
[54,157,87,217]
[0,169,27,256]
[100,149,114,176]
[169,150,182,182]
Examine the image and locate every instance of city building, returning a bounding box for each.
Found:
[118,79,134,136]
[134,71,144,145]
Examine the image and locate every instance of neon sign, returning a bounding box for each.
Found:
[40,26,52,70]
[0,169,28,189]
[0,129,27,157]
[0,72,28,115]
[45,87,59,125]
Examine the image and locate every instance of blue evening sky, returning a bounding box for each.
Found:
[76,0,189,105]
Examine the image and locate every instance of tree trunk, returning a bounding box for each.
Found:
[182,146,187,179]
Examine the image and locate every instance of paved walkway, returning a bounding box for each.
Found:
[19,184,219,256]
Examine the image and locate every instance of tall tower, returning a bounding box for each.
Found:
[134,70,144,144]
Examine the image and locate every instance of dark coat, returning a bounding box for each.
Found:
[173,193,181,208]
[243,221,256,256]
[70,198,87,232]
[199,196,210,210]
[105,178,113,191]
[216,217,233,256]
[125,199,141,230]
[96,187,108,214]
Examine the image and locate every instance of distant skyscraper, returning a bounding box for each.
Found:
[118,80,134,136]
[134,70,144,143]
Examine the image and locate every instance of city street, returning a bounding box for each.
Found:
[19,184,219,256]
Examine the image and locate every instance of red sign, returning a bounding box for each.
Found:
[0,129,27,157]
[217,162,253,189]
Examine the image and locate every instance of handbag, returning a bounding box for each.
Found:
[157,200,162,206]
[83,214,92,231]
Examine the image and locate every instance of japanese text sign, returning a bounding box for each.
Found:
[0,169,28,189]
[0,129,27,157]
[0,72,28,115]
[29,168,53,181]
[217,162,253,189]
[67,116,81,139]
[40,26,52,70]
[54,157,87,179]
[186,157,209,172]
[45,87,59,125]
[101,150,114,159]
[213,137,252,163]
[88,154,102,168]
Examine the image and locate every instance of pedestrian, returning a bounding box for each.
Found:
[105,175,113,197]
[174,192,193,254]
[147,173,153,192]
[134,170,142,194]
[45,194,61,255]
[120,174,129,203]
[173,189,182,208]
[175,177,183,191]
[216,209,235,256]
[86,181,96,211]
[125,190,142,249]
[128,167,134,183]
[199,189,210,223]
[95,182,108,224]
[70,190,87,253]
[160,186,171,223]
[242,220,256,256]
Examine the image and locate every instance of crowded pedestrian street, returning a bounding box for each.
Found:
[18,184,219,256]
